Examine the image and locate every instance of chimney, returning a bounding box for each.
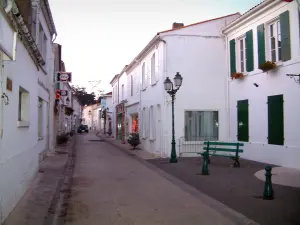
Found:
[172,22,184,29]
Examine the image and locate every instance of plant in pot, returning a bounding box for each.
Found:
[259,61,277,72]
[232,72,245,80]
[127,133,141,150]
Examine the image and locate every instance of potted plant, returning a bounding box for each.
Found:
[127,133,141,149]
[232,72,245,80]
[259,61,277,72]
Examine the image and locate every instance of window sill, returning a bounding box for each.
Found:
[37,136,44,141]
[17,121,30,128]
[149,138,155,141]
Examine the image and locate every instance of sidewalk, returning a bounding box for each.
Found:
[97,133,160,160]
[147,157,300,225]
[3,137,76,225]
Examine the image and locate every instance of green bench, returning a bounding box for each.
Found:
[198,141,244,168]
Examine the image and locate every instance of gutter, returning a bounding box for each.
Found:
[222,0,282,35]
[42,0,57,37]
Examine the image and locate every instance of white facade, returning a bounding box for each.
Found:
[112,13,240,157]
[0,0,57,222]
[222,0,300,169]
[82,104,101,131]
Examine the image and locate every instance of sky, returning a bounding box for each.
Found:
[49,0,263,94]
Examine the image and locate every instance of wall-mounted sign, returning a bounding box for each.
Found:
[60,90,68,96]
[57,72,72,82]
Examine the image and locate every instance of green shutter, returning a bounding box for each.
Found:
[268,95,284,145]
[246,30,254,72]
[257,24,266,67]
[280,11,291,61]
[56,82,60,90]
[230,39,236,76]
[237,100,249,142]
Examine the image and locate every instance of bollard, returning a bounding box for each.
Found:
[263,165,274,200]
[202,151,209,175]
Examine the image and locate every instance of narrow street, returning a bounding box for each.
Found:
[63,133,251,225]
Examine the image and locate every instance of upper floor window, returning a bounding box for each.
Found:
[121,84,124,101]
[151,53,156,83]
[142,62,146,89]
[130,74,133,96]
[238,37,246,72]
[38,24,47,62]
[269,20,281,62]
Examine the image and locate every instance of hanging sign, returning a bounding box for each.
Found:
[57,72,72,82]
[60,90,68,96]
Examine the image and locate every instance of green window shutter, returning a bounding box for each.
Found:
[246,30,254,72]
[56,82,60,90]
[257,24,266,67]
[280,10,291,61]
[268,95,284,145]
[237,100,249,142]
[230,39,236,76]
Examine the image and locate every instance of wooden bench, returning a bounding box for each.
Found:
[198,141,244,167]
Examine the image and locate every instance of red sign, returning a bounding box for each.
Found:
[57,72,72,82]
[56,90,61,99]
[283,0,293,2]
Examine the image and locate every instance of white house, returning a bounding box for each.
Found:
[0,0,57,222]
[111,13,240,157]
[222,0,300,169]
[82,103,101,131]
[99,92,113,134]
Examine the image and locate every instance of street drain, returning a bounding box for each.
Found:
[89,139,104,142]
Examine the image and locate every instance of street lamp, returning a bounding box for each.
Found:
[66,97,70,105]
[164,72,183,163]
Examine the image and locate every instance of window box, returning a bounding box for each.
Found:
[232,72,245,80]
[259,61,277,72]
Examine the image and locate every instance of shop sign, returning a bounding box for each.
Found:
[57,72,72,82]
[116,103,124,114]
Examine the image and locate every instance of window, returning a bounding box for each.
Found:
[151,53,156,84]
[121,84,124,101]
[142,107,146,138]
[130,74,133,96]
[149,106,155,140]
[18,87,30,127]
[38,24,47,62]
[38,97,43,138]
[238,37,246,72]
[237,100,249,142]
[142,62,145,89]
[268,95,284,145]
[269,20,281,62]
[184,111,218,141]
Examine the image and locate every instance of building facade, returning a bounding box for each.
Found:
[0,0,57,222]
[111,13,240,157]
[222,0,300,169]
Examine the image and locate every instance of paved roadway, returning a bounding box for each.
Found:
[65,133,254,225]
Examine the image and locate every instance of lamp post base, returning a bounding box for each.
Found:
[169,157,178,163]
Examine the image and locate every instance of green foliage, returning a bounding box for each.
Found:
[71,85,96,106]
[127,133,140,148]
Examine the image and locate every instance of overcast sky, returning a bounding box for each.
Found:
[49,0,263,94]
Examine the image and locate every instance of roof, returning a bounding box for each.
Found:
[158,12,241,34]
[109,74,119,85]
[41,0,57,36]
[222,0,286,33]
[121,12,241,75]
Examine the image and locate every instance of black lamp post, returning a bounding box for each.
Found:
[164,72,183,163]
[66,97,70,106]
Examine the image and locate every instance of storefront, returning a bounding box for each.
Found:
[126,103,139,134]
[116,103,125,140]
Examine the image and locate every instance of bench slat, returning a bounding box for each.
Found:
[203,147,243,153]
[203,141,244,147]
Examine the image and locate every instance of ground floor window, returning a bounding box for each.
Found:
[184,111,218,141]
[131,114,139,133]
[268,94,284,145]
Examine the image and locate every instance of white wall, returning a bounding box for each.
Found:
[225,1,300,169]
[0,6,55,222]
[137,14,239,158]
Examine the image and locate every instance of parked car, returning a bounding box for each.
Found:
[77,125,89,133]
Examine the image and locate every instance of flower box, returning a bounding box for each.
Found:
[259,61,277,72]
[232,72,245,80]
